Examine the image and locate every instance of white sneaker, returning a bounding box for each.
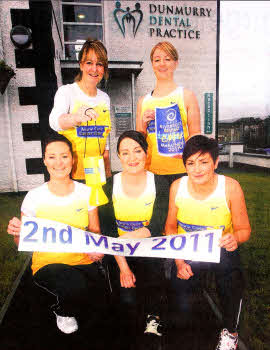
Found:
[216,329,238,350]
[144,314,162,337]
[54,313,78,334]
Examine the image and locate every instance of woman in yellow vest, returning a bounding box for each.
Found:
[7,134,108,336]
[49,39,111,180]
[165,135,251,350]
[136,41,201,185]
[108,130,168,345]
[136,41,201,280]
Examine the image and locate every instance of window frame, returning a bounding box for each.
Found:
[61,1,104,60]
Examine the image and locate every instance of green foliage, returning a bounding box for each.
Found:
[0,59,15,75]
[0,192,27,307]
[219,168,270,350]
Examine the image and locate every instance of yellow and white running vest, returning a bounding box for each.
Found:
[112,172,156,236]
[21,182,94,274]
[175,175,233,235]
[141,86,188,175]
[60,100,111,180]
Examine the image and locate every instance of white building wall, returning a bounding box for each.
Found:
[0,0,64,192]
[0,1,44,192]
[104,1,217,136]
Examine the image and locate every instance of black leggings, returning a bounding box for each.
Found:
[170,249,244,333]
[33,262,108,318]
[118,257,165,317]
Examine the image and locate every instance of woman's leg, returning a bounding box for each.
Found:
[213,249,244,334]
[33,263,107,318]
[168,261,201,328]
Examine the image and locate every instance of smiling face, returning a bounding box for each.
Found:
[151,48,178,81]
[44,141,73,181]
[118,137,147,175]
[79,49,105,86]
[185,152,219,186]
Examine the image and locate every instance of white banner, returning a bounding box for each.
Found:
[18,217,222,263]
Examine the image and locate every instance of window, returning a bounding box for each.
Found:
[62,1,103,60]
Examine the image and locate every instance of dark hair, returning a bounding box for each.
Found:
[183,135,219,166]
[117,130,148,154]
[43,133,73,159]
[75,38,108,82]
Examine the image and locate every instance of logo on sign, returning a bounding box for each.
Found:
[113,1,143,38]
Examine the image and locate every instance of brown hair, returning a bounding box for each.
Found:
[75,38,108,82]
[150,41,179,62]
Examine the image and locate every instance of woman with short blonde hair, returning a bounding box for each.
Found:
[136,41,201,183]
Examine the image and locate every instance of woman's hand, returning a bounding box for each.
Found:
[219,233,238,252]
[87,252,104,262]
[142,109,155,125]
[72,105,99,126]
[120,267,136,288]
[175,259,194,280]
[7,217,21,236]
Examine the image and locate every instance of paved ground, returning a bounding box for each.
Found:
[0,261,223,350]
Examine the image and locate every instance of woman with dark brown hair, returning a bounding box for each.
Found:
[7,134,107,335]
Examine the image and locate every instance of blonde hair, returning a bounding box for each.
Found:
[150,41,179,62]
[75,38,109,82]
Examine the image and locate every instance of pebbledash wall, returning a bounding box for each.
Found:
[0,0,219,192]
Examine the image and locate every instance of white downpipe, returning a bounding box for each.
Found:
[4,90,18,192]
[0,18,18,192]
[131,72,135,129]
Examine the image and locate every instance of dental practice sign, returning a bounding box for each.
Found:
[19,217,222,263]
[148,3,213,39]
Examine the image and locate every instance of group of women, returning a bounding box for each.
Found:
[7,38,251,350]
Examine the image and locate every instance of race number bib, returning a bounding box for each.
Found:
[155,103,185,156]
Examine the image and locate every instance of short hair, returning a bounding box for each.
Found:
[75,38,108,82]
[183,135,219,166]
[150,41,179,62]
[117,130,148,154]
[43,133,73,159]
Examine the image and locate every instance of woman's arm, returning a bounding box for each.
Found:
[87,208,104,261]
[164,179,179,235]
[147,175,169,237]
[183,88,201,137]
[164,179,194,279]
[7,215,23,246]
[120,227,151,239]
[114,255,136,288]
[136,96,155,136]
[88,207,101,233]
[103,149,112,178]
[220,177,251,251]
[57,108,98,130]
[49,86,97,131]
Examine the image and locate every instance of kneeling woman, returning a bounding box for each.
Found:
[165,135,251,350]
[7,134,107,335]
[110,130,168,340]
